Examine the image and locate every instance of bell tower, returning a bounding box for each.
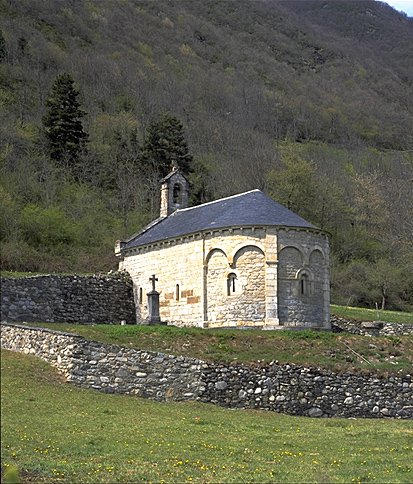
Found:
[160,166,189,217]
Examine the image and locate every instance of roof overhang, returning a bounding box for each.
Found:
[117,224,329,256]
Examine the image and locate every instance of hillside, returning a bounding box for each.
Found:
[0,0,412,310]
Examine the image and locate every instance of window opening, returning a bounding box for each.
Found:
[176,284,180,301]
[300,273,309,296]
[227,273,237,295]
[139,287,143,304]
[173,183,181,204]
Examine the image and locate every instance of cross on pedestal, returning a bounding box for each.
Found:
[146,274,162,325]
[149,274,158,292]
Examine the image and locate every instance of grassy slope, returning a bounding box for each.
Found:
[0,271,93,278]
[331,305,413,324]
[24,322,413,375]
[1,350,412,483]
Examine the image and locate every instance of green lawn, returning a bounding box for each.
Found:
[331,305,413,324]
[1,350,412,483]
[24,322,413,375]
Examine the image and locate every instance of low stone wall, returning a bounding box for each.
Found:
[1,323,412,419]
[0,273,136,325]
[331,316,413,336]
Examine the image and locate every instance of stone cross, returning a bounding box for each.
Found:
[147,274,162,325]
[149,274,158,292]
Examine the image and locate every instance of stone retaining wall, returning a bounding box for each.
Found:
[1,323,412,419]
[331,316,413,336]
[0,273,136,325]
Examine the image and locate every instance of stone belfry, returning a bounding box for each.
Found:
[160,165,189,217]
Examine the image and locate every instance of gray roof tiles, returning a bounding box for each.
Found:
[123,189,315,250]
[160,169,189,183]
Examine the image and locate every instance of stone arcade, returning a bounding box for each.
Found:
[115,168,330,329]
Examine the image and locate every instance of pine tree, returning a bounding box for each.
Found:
[43,73,88,164]
[142,114,193,177]
[0,30,6,61]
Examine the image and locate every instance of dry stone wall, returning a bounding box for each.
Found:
[0,323,205,400]
[1,323,412,419]
[0,273,135,324]
[331,316,413,336]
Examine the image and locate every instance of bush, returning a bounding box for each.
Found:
[0,240,44,272]
[20,204,78,247]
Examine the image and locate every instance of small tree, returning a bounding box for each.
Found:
[141,114,193,177]
[43,73,88,165]
[366,259,404,310]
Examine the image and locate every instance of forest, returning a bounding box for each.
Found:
[0,0,412,311]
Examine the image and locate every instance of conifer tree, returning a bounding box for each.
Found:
[43,73,87,164]
[0,30,6,61]
[142,114,193,177]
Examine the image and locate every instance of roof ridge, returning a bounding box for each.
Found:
[122,216,166,244]
[175,189,261,214]
[121,189,318,251]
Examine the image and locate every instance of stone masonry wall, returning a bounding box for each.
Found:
[204,229,268,327]
[331,316,413,337]
[1,323,412,419]
[0,273,135,324]
[206,245,266,324]
[277,229,330,327]
[120,228,270,327]
[120,237,205,326]
[120,227,330,329]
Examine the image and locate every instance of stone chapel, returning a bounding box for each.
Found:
[115,167,330,329]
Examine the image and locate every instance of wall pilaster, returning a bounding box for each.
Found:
[264,229,279,326]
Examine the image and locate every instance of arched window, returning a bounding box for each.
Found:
[139,287,143,304]
[300,273,309,296]
[173,183,182,204]
[227,273,237,295]
[176,284,180,301]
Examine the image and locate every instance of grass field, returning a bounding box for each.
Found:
[0,271,91,278]
[1,350,413,483]
[331,305,413,324]
[25,322,413,375]
[1,271,41,278]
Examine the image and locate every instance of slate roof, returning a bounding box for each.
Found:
[123,189,316,250]
[160,169,189,183]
